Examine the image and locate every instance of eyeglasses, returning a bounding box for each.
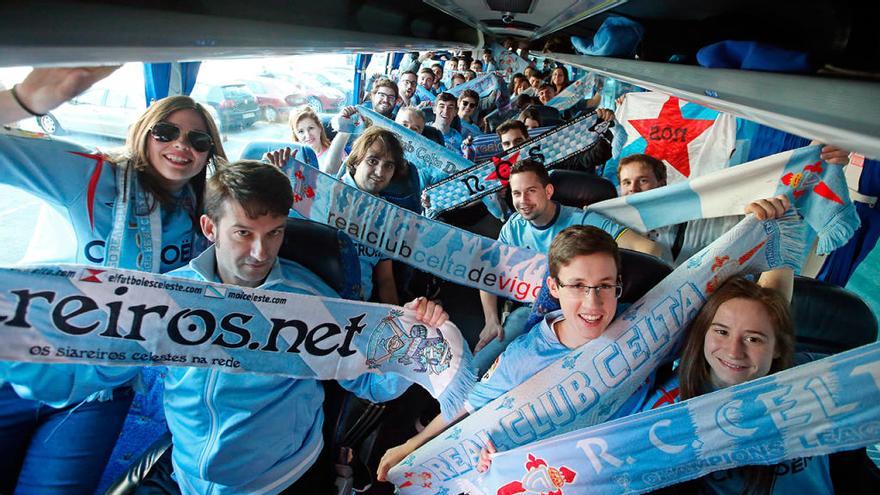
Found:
[555,279,623,299]
[375,92,397,101]
[150,122,214,153]
[460,100,477,108]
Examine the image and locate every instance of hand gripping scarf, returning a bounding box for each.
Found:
[590,145,860,254]
[0,265,475,420]
[476,341,880,495]
[386,213,804,492]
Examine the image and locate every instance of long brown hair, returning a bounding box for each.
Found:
[678,276,795,495]
[345,127,407,181]
[113,95,227,218]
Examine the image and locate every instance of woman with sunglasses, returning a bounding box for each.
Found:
[0,69,226,494]
[456,89,481,137]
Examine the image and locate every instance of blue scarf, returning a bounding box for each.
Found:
[386,214,803,491]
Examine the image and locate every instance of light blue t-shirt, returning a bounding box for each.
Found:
[465,310,652,417]
[498,202,627,252]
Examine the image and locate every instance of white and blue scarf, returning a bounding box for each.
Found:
[386,214,804,492]
[0,263,475,419]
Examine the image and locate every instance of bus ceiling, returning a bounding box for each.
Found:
[1,0,877,156]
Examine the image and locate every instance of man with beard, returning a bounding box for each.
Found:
[364,78,399,118]
[397,70,417,107]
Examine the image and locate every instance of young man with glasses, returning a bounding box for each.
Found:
[472,159,660,374]
[366,78,399,118]
[377,225,654,481]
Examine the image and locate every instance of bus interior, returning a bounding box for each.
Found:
[0,0,878,494]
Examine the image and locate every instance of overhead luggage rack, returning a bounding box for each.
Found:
[551,52,880,159]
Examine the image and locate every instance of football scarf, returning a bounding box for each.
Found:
[470,126,556,162]
[285,156,547,303]
[424,112,614,217]
[590,145,860,255]
[355,106,506,218]
[546,73,596,112]
[479,341,880,495]
[386,214,804,492]
[449,73,502,100]
[0,263,475,420]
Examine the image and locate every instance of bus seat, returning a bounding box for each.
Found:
[790,275,878,354]
[238,141,320,169]
[548,169,617,208]
[421,125,446,146]
[279,217,363,300]
[619,249,674,303]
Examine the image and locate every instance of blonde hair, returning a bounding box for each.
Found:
[289,106,331,149]
[113,95,227,214]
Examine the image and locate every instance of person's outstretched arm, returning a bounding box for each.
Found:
[0,66,118,125]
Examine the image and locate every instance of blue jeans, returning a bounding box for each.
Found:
[472,305,533,376]
[0,383,134,495]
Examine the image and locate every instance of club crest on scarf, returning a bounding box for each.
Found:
[366,309,452,374]
[497,454,577,495]
[781,160,843,203]
[485,152,519,187]
[291,169,316,203]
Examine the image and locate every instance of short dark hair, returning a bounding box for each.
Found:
[496,119,529,139]
[372,78,399,96]
[346,127,406,181]
[431,62,443,70]
[418,67,435,78]
[205,160,293,222]
[459,89,479,103]
[549,226,621,279]
[518,106,541,125]
[510,158,550,186]
[435,92,457,105]
[619,154,667,183]
[538,82,555,92]
[513,93,538,110]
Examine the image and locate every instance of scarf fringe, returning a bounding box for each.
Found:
[774,212,809,270]
[437,347,477,421]
[815,202,861,255]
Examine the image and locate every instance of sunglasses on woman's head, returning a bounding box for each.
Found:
[150,122,214,153]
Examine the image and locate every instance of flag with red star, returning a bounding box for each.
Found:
[605,92,737,185]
